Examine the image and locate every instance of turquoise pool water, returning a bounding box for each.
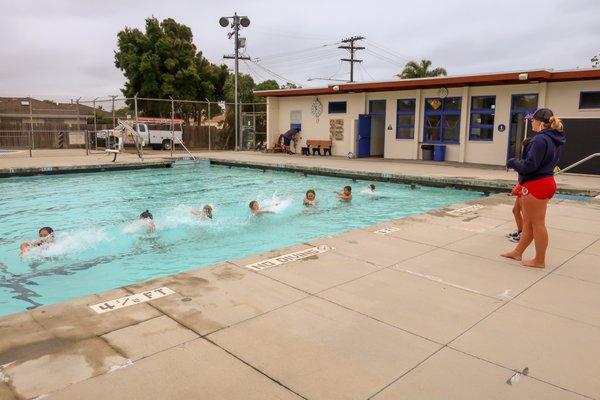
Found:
[0,164,481,316]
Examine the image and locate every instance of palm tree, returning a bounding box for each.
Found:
[397,59,447,79]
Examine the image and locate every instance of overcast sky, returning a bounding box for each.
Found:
[1,0,598,101]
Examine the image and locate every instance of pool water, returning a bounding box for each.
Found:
[0,164,481,316]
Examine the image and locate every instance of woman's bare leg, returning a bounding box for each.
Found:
[501,197,534,261]
[521,195,549,268]
[513,197,523,232]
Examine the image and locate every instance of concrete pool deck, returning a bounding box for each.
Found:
[1,149,600,196]
[1,192,599,399]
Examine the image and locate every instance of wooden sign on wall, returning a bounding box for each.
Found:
[329,119,344,140]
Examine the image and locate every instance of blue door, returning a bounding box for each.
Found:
[357,114,371,158]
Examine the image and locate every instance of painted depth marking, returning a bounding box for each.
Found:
[90,287,175,314]
[374,226,402,235]
[244,245,334,271]
[446,204,484,216]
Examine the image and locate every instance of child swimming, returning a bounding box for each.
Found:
[369,184,376,192]
[20,227,54,254]
[139,210,156,231]
[249,200,276,215]
[192,204,213,219]
[303,189,316,206]
[335,185,352,201]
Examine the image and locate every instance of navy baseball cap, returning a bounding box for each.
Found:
[525,108,553,123]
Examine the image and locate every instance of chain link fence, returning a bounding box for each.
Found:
[0,96,266,157]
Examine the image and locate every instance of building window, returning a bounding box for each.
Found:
[579,91,600,109]
[396,99,415,139]
[469,96,495,141]
[423,97,461,143]
[328,101,347,114]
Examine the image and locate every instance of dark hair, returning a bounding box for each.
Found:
[306,189,315,197]
[39,227,54,235]
[139,210,153,219]
[369,184,375,190]
[249,200,258,209]
[344,185,352,192]
[203,204,213,218]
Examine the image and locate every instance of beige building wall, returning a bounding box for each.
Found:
[265,78,600,164]
[275,93,366,156]
[546,80,600,118]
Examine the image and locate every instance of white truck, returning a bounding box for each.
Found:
[111,117,185,150]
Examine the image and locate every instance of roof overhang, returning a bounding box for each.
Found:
[254,69,600,98]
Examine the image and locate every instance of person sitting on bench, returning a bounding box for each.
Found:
[282,127,300,154]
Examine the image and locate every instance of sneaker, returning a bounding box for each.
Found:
[509,232,521,242]
[506,230,520,239]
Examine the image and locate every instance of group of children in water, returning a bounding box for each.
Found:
[19,184,377,255]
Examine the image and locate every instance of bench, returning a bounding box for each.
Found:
[306,139,332,156]
[105,149,120,162]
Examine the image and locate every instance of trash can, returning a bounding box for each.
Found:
[421,144,434,160]
[433,145,446,162]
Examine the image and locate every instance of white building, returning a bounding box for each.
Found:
[255,69,600,174]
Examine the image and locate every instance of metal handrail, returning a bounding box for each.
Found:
[555,153,600,175]
[175,136,196,160]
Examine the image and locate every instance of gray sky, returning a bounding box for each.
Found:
[1,0,598,101]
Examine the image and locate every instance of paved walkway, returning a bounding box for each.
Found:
[1,193,599,399]
[2,149,599,195]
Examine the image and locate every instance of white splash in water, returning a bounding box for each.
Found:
[26,230,109,258]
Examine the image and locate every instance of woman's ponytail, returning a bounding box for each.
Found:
[549,116,563,131]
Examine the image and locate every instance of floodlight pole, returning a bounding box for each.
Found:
[221,13,250,152]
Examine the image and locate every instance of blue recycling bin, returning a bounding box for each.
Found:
[433,145,446,162]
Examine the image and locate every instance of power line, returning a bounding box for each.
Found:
[242,59,268,82]
[248,59,301,86]
[365,39,413,62]
[365,49,406,68]
[253,42,340,62]
[359,63,376,81]
[338,36,365,83]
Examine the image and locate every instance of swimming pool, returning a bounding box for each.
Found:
[0,164,482,316]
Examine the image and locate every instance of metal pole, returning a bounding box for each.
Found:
[93,98,98,150]
[206,99,211,151]
[28,99,33,157]
[234,13,239,151]
[77,98,88,156]
[170,96,174,158]
[110,95,116,127]
[134,94,143,161]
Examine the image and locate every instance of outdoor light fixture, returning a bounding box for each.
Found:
[332,85,340,91]
[518,73,528,81]
[219,12,251,151]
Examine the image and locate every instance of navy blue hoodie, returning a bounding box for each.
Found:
[507,129,566,184]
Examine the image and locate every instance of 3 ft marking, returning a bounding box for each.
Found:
[90,287,175,314]
[244,245,334,271]
[374,226,402,235]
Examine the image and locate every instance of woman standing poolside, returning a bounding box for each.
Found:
[501,108,565,268]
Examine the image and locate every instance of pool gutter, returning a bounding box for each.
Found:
[207,158,600,197]
[0,160,173,178]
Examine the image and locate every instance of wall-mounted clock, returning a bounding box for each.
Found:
[311,98,323,121]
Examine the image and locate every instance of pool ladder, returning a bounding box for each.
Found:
[555,153,600,175]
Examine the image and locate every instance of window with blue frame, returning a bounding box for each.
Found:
[423,97,461,143]
[396,99,415,139]
[469,96,496,141]
[328,101,347,114]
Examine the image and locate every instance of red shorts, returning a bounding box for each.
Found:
[512,177,557,200]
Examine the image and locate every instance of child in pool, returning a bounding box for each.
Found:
[369,184,376,192]
[139,210,156,231]
[249,200,276,215]
[192,204,213,219]
[335,185,352,201]
[303,189,316,206]
[20,227,54,254]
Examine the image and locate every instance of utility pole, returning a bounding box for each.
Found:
[221,13,251,151]
[339,36,365,83]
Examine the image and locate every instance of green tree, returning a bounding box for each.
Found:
[114,17,228,120]
[397,59,447,79]
[254,80,279,91]
[281,82,301,89]
[592,54,599,68]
